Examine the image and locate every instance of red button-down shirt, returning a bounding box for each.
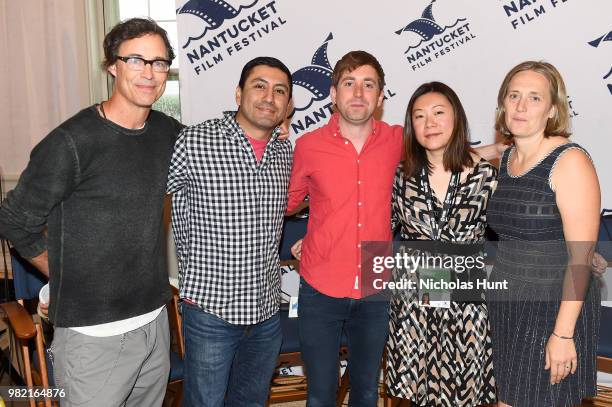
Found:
[287,114,403,298]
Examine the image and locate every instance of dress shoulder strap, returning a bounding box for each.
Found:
[498,146,513,176]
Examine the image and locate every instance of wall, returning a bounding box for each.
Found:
[175,0,612,207]
[0,0,92,193]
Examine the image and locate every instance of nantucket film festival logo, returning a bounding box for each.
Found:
[589,29,612,95]
[289,34,397,136]
[499,0,571,30]
[289,33,334,136]
[177,0,287,75]
[395,0,476,72]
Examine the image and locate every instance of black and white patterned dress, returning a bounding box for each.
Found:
[386,158,498,406]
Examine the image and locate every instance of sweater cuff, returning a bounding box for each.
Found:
[14,235,47,259]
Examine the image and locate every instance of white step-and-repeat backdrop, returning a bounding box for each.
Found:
[175,0,611,207]
[172,0,612,379]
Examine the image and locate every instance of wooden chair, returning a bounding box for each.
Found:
[0,302,54,407]
[338,348,394,407]
[268,260,349,406]
[166,284,185,407]
[0,248,55,406]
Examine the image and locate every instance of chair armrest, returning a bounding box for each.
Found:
[167,284,185,359]
[0,302,37,340]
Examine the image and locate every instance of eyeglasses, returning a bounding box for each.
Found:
[116,56,171,73]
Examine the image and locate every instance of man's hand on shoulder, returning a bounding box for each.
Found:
[291,239,303,260]
[277,106,294,141]
[278,120,290,141]
[473,141,511,161]
[592,251,608,277]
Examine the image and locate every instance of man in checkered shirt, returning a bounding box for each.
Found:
[166,56,293,407]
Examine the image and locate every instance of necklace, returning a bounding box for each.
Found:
[99,101,147,129]
[99,101,107,119]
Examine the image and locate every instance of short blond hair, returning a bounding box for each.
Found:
[495,61,571,139]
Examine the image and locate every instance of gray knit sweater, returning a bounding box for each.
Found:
[0,106,182,327]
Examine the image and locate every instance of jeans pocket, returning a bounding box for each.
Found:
[64,332,126,404]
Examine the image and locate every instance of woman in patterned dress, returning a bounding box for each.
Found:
[386,81,497,406]
[486,61,601,406]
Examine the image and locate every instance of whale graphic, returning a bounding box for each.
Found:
[589,31,612,95]
[177,0,259,49]
[589,30,612,48]
[290,33,334,115]
[395,0,466,54]
[395,0,443,39]
[604,67,612,95]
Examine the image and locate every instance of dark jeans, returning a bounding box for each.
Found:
[298,278,390,407]
[182,303,282,407]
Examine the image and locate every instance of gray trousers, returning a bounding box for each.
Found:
[51,308,170,407]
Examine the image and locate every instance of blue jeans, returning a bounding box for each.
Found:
[182,303,282,407]
[298,278,390,407]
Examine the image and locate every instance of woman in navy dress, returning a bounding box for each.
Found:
[487,61,601,406]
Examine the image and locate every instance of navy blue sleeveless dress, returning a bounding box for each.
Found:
[487,143,600,406]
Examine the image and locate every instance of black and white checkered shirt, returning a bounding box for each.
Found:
[167,111,293,324]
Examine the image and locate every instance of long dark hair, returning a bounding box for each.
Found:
[402,82,473,178]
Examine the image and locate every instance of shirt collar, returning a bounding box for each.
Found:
[221,111,280,142]
[327,112,379,140]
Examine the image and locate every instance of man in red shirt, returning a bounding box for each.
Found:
[286,51,401,407]
[287,51,505,406]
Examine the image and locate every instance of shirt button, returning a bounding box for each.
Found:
[358,264,361,268]
[358,223,362,228]
[357,244,361,248]
[357,159,360,163]
[358,202,362,206]
[357,180,361,185]
[344,141,349,145]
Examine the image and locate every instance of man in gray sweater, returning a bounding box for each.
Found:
[0,18,181,406]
